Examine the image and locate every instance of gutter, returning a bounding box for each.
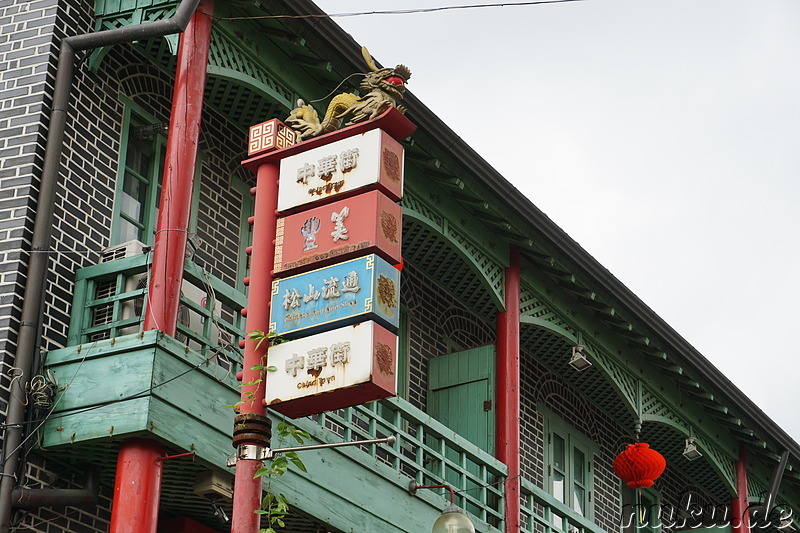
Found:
[286,0,800,464]
[0,1,202,530]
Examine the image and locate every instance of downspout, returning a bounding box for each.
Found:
[496,247,521,532]
[0,1,202,531]
[11,468,99,509]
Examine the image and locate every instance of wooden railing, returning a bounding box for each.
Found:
[282,396,508,530]
[521,478,608,533]
[67,254,247,372]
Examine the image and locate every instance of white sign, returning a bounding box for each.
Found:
[265,321,398,417]
[277,129,404,213]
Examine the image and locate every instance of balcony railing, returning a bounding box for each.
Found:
[67,253,247,373]
[521,478,608,533]
[284,396,507,531]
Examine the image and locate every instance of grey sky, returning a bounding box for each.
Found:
[312,0,800,440]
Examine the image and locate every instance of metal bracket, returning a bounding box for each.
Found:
[227,435,396,467]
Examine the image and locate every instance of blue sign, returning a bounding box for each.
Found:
[270,254,400,337]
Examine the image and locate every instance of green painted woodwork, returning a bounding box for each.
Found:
[540,406,598,521]
[429,346,495,456]
[402,188,505,316]
[306,397,506,526]
[521,478,606,533]
[66,252,246,368]
[40,330,506,532]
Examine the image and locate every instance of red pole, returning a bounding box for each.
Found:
[109,439,165,533]
[110,4,212,531]
[496,247,520,532]
[143,0,214,335]
[231,162,279,532]
[731,444,750,533]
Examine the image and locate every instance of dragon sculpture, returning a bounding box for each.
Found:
[285,47,411,140]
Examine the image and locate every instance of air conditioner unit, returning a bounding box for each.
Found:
[91,241,223,358]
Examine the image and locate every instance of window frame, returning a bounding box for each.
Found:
[540,406,597,520]
[112,95,202,246]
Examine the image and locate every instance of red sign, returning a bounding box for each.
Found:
[274,190,402,277]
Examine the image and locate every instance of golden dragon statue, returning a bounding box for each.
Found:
[285,47,411,140]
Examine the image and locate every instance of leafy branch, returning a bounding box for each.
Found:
[255,423,312,533]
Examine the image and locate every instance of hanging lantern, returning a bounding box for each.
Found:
[613,442,666,488]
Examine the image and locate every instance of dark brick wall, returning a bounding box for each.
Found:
[401,262,496,412]
[0,0,61,424]
[0,1,254,529]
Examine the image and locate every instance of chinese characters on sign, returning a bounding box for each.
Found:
[270,254,400,337]
[277,129,404,212]
[273,191,402,276]
[265,321,398,418]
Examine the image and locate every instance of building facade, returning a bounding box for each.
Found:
[0,0,798,532]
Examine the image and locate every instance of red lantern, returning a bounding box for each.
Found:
[613,442,666,488]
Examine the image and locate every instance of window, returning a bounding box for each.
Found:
[542,407,596,519]
[112,97,201,246]
[622,486,661,533]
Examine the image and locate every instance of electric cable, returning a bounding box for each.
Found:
[215,0,585,21]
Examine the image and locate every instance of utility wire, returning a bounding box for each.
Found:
[216,0,584,21]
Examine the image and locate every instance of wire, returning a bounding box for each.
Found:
[0,342,94,471]
[215,0,585,21]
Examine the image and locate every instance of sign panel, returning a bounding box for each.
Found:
[277,129,404,213]
[270,254,400,337]
[265,321,397,418]
[274,190,402,277]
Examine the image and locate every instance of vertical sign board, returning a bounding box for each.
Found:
[265,321,398,418]
[274,190,402,277]
[269,254,400,338]
[277,128,404,213]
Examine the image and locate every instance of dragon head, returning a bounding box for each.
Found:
[360,47,412,100]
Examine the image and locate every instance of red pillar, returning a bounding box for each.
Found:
[143,0,214,335]
[109,440,164,533]
[231,162,279,533]
[496,247,520,532]
[731,444,750,533]
[110,4,212,532]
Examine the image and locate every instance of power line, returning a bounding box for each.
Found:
[216,0,585,21]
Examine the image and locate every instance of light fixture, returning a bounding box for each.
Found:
[569,344,592,372]
[408,481,476,533]
[682,437,702,461]
[209,498,230,523]
[129,121,168,141]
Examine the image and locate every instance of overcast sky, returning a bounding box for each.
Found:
[312,0,800,441]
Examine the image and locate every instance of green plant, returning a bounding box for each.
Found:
[255,423,311,532]
[224,330,282,410]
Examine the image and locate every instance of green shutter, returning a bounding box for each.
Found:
[428,345,495,454]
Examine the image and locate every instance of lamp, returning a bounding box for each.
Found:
[569,344,592,372]
[408,481,476,533]
[682,437,702,461]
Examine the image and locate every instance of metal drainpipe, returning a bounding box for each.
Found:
[0,1,202,531]
[11,468,99,509]
[496,246,520,532]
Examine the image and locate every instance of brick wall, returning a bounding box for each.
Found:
[0,0,61,427]
[401,262,496,412]
[0,0,255,529]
